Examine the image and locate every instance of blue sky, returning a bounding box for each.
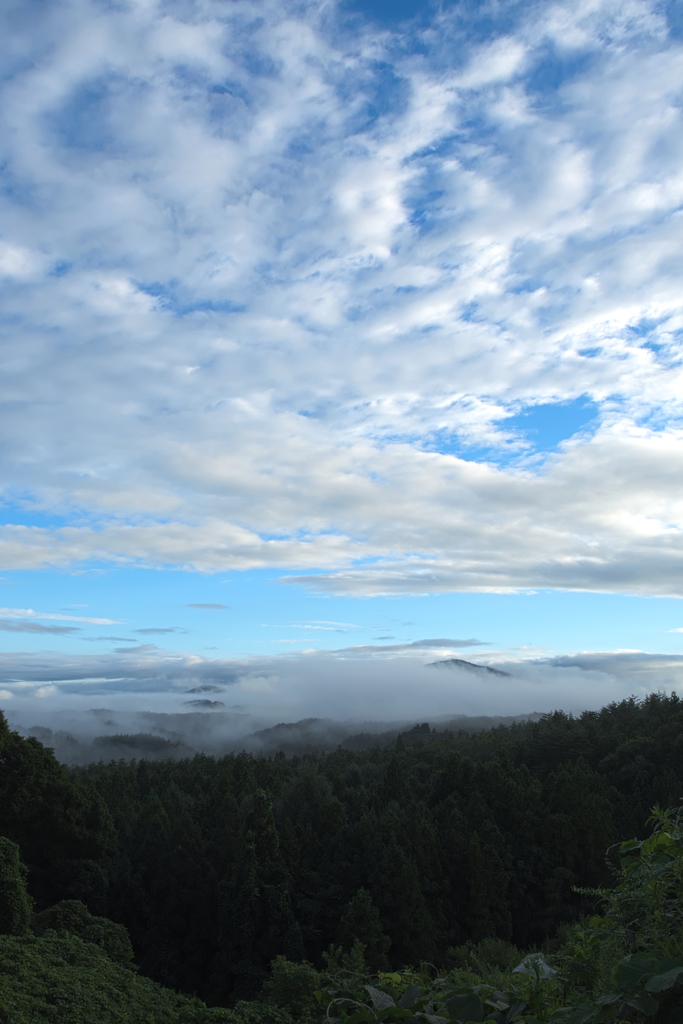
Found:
[3,566,683,661]
[1,0,683,722]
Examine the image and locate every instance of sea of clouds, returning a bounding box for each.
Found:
[3,643,683,762]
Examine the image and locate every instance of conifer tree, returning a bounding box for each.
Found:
[339,888,390,971]
[0,836,33,936]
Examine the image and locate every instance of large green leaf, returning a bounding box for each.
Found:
[346,1007,375,1024]
[444,994,484,1023]
[398,986,424,1009]
[644,964,683,993]
[653,958,683,972]
[619,855,641,874]
[650,852,675,876]
[548,1003,596,1024]
[619,840,641,852]
[594,993,620,1007]
[641,831,678,856]
[379,1008,413,1022]
[484,1002,526,1024]
[612,955,659,990]
[621,995,659,1016]
[505,1000,527,1023]
[485,992,508,1009]
[365,987,396,1012]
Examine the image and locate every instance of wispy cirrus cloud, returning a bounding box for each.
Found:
[338,638,488,653]
[0,607,119,625]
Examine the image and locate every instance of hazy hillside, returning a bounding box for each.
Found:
[19,709,546,764]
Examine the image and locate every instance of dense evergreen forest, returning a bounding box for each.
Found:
[1,692,683,1017]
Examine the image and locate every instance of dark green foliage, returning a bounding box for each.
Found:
[243,800,681,1024]
[0,710,115,910]
[229,1001,294,1024]
[259,825,683,1024]
[2,693,682,1008]
[0,837,33,936]
[33,898,135,969]
[262,955,321,1018]
[313,909,682,1024]
[447,936,522,973]
[0,930,227,1024]
[209,787,302,1004]
[559,803,683,1006]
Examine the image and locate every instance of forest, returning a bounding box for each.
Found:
[1,692,682,1023]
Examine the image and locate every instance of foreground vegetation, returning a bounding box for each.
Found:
[1,693,682,1021]
[1,802,681,1023]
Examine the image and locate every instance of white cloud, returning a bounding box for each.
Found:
[455,37,528,89]
[0,0,681,596]
[0,241,43,277]
[2,424,683,595]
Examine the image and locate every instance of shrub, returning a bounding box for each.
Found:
[262,955,321,1020]
[0,930,208,1023]
[33,898,136,969]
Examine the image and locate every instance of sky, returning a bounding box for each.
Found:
[1,0,683,728]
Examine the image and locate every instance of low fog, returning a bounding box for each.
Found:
[2,644,682,764]
[20,709,553,764]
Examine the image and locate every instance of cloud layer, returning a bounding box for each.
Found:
[2,643,682,726]
[1,0,682,594]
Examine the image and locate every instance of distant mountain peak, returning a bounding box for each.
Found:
[429,657,510,677]
[183,699,226,708]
